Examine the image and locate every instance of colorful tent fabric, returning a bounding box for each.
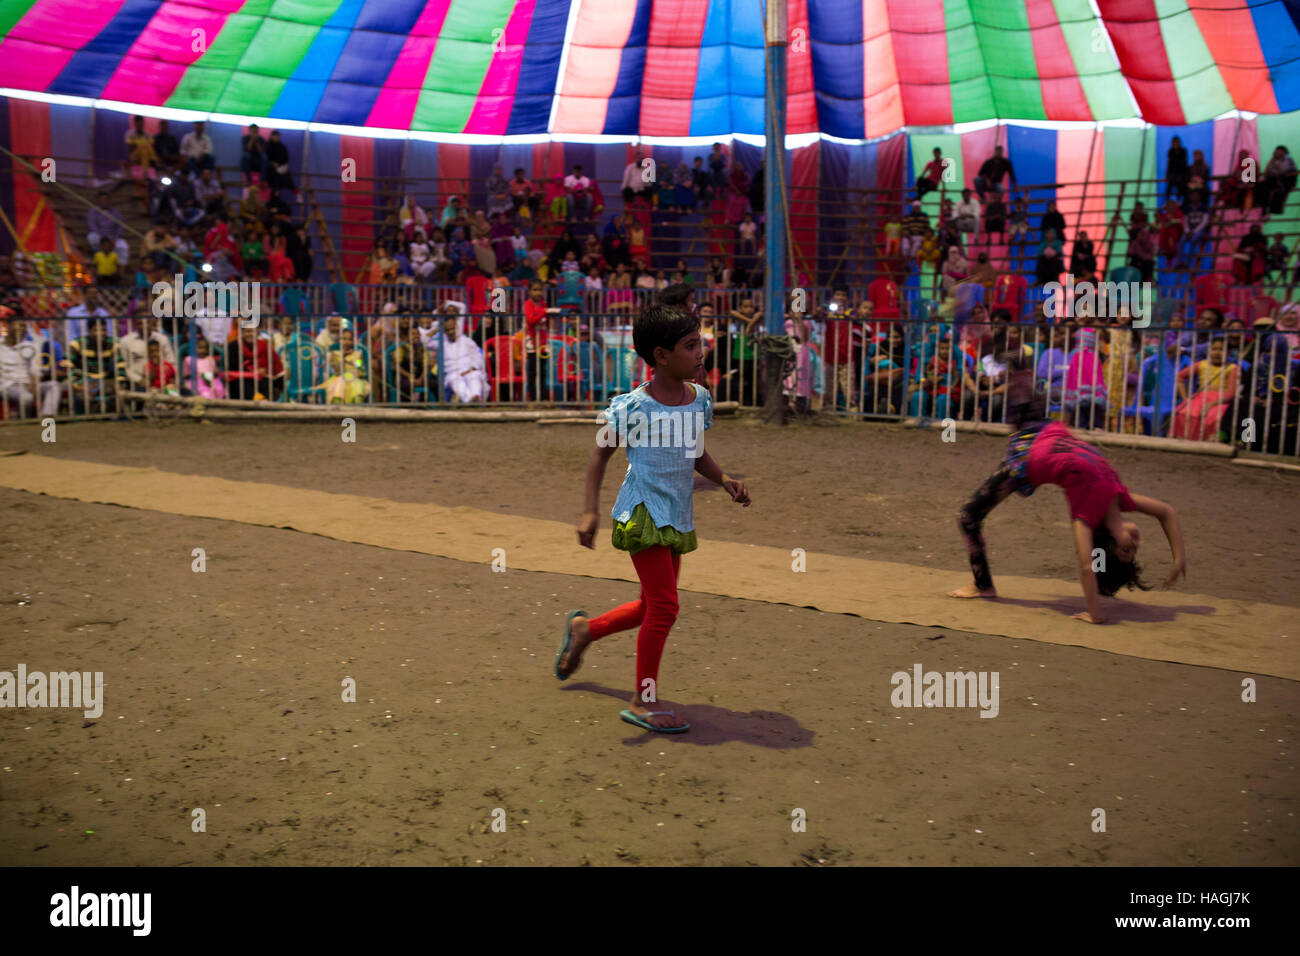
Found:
[0,0,1297,137]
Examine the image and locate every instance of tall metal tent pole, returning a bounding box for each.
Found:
[764,0,787,333]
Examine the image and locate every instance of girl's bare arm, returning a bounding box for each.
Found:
[1072,519,1106,623]
[577,443,617,549]
[1126,492,1186,586]
[695,449,751,505]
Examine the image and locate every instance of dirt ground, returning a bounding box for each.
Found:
[0,415,1296,866]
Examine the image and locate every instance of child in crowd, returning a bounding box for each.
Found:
[558,303,751,734]
[1170,335,1239,442]
[181,335,225,399]
[94,238,120,285]
[144,340,177,394]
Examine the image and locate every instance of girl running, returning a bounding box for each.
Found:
[557,303,751,733]
[950,418,1186,623]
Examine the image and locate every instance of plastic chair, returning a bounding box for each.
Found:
[546,337,583,399]
[327,282,359,318]
[484,335,525,401]
[991,273,1027,319]
[604,346,642,395]
[280,336,325,402]
[869,278,902,318]
[1250,294,1280,323]
[1109,265,1141,286]
[1192,272,1227,312]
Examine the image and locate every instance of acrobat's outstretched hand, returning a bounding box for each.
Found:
[1163,557,1186,588]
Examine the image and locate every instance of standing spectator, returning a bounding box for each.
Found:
[290,225,314,281]
[709,143,728,192]
[1266,233,1291,280]
[1007,194,1030,255]
[692,157,713,204]
[1188,149,1211,189]
[954,188,981,237]
[564,164,591,222]
[973,145,1016,201]
[485,164,512,219]
[265,130,295,196]
[1258,145,1297,216]
[672,161,695,213]
[1157,200,1185,260]
[181,121,215,175]
[916,147,946,199]
[123,115,159,175]
[900,201,929,261]
[65,286,110,344]
[724,163,750,225]
[153,120,180,169]
[87,192,129,267]
[440,194,466,231]
[622,149,649,207]
[1165,136,1189,204]
[240,124,265,184]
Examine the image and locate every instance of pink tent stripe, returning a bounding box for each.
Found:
[0,0,128,90]
[463,0,536,134]
[366,0,454,130]
[99,0,244,106]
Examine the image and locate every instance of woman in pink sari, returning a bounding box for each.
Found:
[725,164,750,225]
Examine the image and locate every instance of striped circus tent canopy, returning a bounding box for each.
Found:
[0,0,1296,138]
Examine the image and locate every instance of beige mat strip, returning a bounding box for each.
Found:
[1,454,1294,680]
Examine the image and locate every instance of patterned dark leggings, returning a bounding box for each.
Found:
[958,464,1020,592]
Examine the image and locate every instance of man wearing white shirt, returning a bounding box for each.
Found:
[438,314,489,403]
[181,121,215,175]
[0,319,60,418]
[117,316,176,389]
[622,150,649,205]
[564,164,591,222]
[65,287,110,344]
[955,189,981,236]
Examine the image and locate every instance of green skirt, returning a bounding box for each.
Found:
[611,502,698,555]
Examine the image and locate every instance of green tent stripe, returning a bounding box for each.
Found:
[1051,0,1129,121]
[412,0,515,132]
[944,0,996,124]
[165,0,276,113]
[1154,0,1232,125]
[0,0,40,39]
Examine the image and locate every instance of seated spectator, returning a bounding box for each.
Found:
[141,223,178,268]
[68,317,122,412]
[500,168,535,224]
[485,164,512,219]
[1035,228,1064,285]
[1219,149,1256,213]
[1157,200,1184,259]
[974,145,1016,200]
[954,189,980,235]
[1257,145,1297,216]
[1069,231,1097,276]
[916,147,945,199]
[983,194,1006,241]
[409,229,436,280]
[316,314,344,351]
[265,130,295,196]
[1171,336,1239,441]
[564,164,592,221]
[265,222,295,282]
[290,225,314,281]
[1126,223,1156,283]
[967,251,996,294]
[180,121,215,175]
[117,316,176,390]
[621,150,651,208]
[1040,200,1066,240]
[143,339,178,394]
[440,195,466,231]
[1188,149,1211,189]
[193,167,225,216]
[400,195,428,242]
[93,238,121,286]
[941,246,970,293]
[87,192,130,268]
[439,314,490,403]
[65,286,110,344]
[124,115,158,175]
[153,120,180,169]
[1266,233,1290,279]
[225,324,285,400]
[1007,193,1030,248]
[0,318,41,418]
[388,323,432,403]
[1231,224,1269,284]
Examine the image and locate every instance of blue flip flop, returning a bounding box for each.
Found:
[620,709,691,734]
[555,609,587,680]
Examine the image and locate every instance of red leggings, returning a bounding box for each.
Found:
[586,546,680,696]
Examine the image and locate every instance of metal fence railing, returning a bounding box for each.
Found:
[2,310,1296,460]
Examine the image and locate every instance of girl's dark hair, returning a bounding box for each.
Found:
[1092,525,1151,597]
[633,304,699,365]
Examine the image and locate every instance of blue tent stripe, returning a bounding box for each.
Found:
[271,0,368,122]
[508,0,572,135]
[48,0,160,98]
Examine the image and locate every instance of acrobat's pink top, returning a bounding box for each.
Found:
[1027,423,1136,528]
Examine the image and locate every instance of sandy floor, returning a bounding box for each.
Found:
[0,416,1296,865]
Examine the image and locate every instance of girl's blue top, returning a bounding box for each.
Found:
[606,382,713,532]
